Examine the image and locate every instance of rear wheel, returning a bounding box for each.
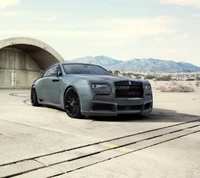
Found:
[64,87,82,118]
[31,88,40,106]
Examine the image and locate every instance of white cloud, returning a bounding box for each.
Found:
[169,33,188,41]
[168,48,177,53]
[101,16,176,38]
[0,11,59,20]
[160,0,200,7]
[32,16,59,21]
[0,11,39,19]
[0,16,176,39]
[91,41,125,47]
[0,0,19,9]
[154,37,163,43]
[48,16,58,21]
[110,0,127,1]
[181,48,187,53]
[0,11,17,17]
[170,36,178,41]
[192,14,200,16]
[183,33,189,39]
[145,47,156,51]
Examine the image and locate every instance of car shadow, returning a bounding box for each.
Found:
[41,104,200,123]
[85,108,200,123]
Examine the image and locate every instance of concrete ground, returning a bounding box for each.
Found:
[0,85,200,178]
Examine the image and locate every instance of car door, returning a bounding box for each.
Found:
[41,65,62,105]
[48,65,62,105]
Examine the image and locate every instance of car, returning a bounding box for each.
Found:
[31,63,153,118]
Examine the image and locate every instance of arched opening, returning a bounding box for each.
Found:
[0,37,64,88]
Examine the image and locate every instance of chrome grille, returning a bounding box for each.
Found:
[115,81,143,98]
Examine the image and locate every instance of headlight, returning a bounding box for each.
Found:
[91,84,109,90]
[144,84,151,90]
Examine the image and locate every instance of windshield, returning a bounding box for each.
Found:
[62,64,111,75]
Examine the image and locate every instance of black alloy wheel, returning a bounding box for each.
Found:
[31,88,40,106]
[65,87,82,118]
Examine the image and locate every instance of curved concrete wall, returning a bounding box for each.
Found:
[0,37,64,70]
[0,37,65,89]
[0,48,42,88]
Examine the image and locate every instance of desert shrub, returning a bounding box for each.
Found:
[126,72,135,77]
[145,75,155,80]
[156,75,171,81]
[196,81,200,87]
[158,86,168,92]
[109,70,113,75]
[122,72,128,77]
[135,74,143,78]
[171,81,177,85]
[113,70,120,76]
[186,78,195,81]
[157,83,195,92]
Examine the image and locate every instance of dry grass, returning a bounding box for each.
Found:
[157,82,195,92]
[196,81,200,87]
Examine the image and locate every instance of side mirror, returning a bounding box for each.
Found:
[50,70,58,76]
[57,70,62,77]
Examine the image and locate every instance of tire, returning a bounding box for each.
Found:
[31,88,40,106]
[64,87,82,118]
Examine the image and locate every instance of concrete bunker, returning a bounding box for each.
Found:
[0,37,64,88]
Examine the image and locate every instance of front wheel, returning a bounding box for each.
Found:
[31,88,40,106]
[64,87,83,118]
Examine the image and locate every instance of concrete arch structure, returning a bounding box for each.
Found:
[0,37,64,88]
[0,37,64,70]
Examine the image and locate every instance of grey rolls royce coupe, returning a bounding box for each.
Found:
[31,63,153,118]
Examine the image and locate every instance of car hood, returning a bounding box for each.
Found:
[66,74,147,83]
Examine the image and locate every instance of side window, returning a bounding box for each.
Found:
[49,66,58,77]
[43,68,51,77]
[43,65,59,77]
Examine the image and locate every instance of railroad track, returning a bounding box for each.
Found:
[0,119,200,178]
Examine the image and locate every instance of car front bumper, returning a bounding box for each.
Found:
[81,93,153,117]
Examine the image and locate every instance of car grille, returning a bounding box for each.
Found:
[115,81,143,98]
[92,103,114,111]
[117,105,143,111]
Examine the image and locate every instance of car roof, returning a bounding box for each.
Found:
[61,62,103,67]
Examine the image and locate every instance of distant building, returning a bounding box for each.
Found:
[0,37,64,88]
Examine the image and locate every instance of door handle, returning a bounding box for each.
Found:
[52,79,60,82]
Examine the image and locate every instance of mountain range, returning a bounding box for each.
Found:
[66,56,200,72]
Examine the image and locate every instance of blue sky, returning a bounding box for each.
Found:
[0,0,200,66]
